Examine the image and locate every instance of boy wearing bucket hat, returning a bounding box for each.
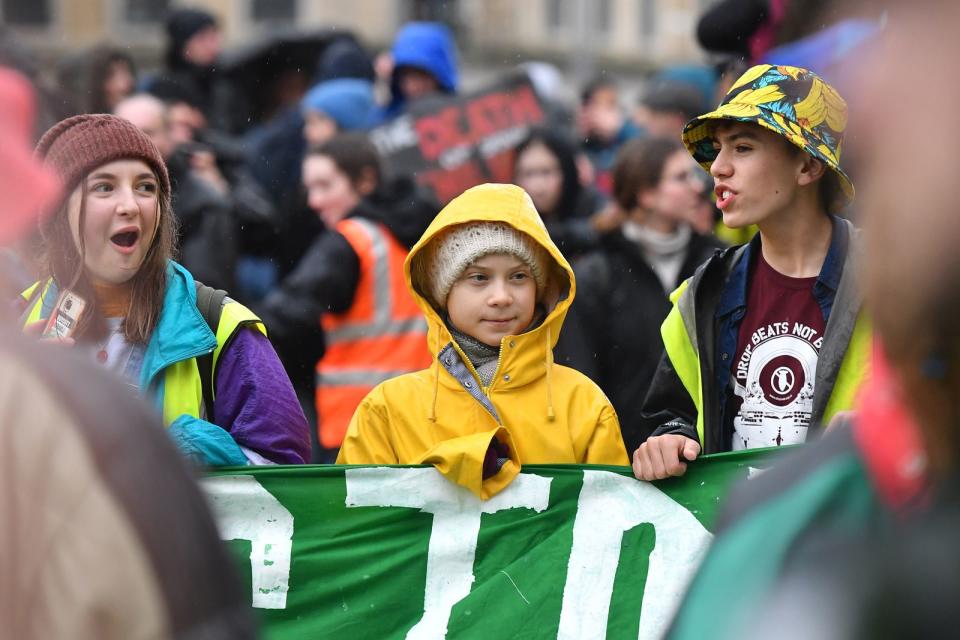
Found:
[634,64,871,481]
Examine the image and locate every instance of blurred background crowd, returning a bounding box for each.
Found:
[0,0,883,463]
[12,1,960,638]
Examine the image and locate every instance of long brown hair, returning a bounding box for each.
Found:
[39,167,178,344]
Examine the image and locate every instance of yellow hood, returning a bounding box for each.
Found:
[406,182,575,360]
[339,187,628,496]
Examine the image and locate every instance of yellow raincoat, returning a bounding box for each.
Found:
[336,184,629,498]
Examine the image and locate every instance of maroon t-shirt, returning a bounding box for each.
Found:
[727,252,826,450]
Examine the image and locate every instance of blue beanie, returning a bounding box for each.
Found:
[300,78,375,131]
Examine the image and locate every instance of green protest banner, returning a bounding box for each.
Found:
[203,449,776,639]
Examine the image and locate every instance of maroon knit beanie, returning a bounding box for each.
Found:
[34,114,170,198]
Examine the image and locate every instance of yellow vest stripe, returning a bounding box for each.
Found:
[163,299,264,422]
[212,298,267,378]
[21,281,53,325]
[661,281,871,447]
[661,280,706,444]
[822,312,872,424]
[162,359,207,424]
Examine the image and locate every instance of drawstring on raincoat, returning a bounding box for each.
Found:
[545,326,555,421]
[429,325,439,422]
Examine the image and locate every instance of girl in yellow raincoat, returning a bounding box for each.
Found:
[337,183,628,498]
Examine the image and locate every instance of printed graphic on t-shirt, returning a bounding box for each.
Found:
[732,321,823,450]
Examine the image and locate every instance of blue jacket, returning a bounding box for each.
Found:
[23,261,310,466]
[384,21,459,119]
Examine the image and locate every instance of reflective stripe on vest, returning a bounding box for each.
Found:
[318,369,416,387]
[822,311,872,423]
[661,279,707,444]
[21,281,56,326]
[162,298,265,425]
[162,358,206,425]
[317,218,432,448]
[324,218,427,344]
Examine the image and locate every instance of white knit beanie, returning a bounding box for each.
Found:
[424,222,550,308]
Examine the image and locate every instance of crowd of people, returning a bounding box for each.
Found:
[4,0,960,637]
[6,5,753,464]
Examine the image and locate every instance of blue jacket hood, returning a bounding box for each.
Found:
[390,22,459,99]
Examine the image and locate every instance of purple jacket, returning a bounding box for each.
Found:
[216,328,311,464]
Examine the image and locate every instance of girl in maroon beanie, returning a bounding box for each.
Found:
[19,113,310,466]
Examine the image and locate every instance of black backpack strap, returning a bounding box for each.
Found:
[194,281,227,422]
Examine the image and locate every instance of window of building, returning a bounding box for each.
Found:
[252,0,296,22]
[124,0,170,24]
[640,0,657,39]
[547,0,566,32]
[2,0,50,25]
[548,0,609,35]
[405,0,459,23]
[399,0,461,40]
[595,0,611,34]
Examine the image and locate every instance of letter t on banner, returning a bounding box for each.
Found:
[202,475,295,609]
[558,471,712,640]
[345,468,552,640]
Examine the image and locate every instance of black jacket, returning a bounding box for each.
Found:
[167,151,238,291]
[149,50,237,134]
[545,186,607,261]
[555,229,724,452]
[256,176,438,380]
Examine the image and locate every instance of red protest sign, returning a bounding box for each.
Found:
[369,74,545,203]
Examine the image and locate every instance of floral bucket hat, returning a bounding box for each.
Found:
[681,64,855,208]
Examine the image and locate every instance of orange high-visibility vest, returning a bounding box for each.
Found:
[316,218,432,448]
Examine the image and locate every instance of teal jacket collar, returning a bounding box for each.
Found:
[139,261,217,389]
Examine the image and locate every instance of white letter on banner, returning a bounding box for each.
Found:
[558,470,712,640]
[202,475,294,609]
[345,468,552,640]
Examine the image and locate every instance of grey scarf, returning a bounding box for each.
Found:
[445,305,548,387]
[447,323,501,386]
[622,221,692,294]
